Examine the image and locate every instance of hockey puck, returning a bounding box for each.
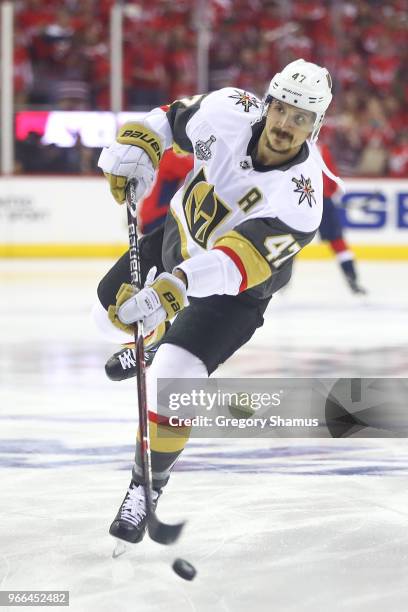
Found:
[172,558,197,581]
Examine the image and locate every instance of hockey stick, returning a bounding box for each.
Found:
[125,179,184,545]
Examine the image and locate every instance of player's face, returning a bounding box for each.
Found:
[264,100,315,154]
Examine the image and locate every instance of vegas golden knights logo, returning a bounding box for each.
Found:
[182,168,231,248]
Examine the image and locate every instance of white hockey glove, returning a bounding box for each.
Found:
[116,267,188,336]
[98,122,163,204]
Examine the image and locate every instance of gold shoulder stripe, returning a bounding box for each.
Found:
[214,230,271,290]
[117,122,163,168]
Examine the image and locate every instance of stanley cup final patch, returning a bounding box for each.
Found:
[195,135,216,161]
[292,175,316,207]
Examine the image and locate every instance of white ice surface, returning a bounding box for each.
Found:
[0,259,408,612]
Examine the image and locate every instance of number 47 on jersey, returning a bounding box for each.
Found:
[264,234,301,268]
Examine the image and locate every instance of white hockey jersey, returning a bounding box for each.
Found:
[141,88,325,300]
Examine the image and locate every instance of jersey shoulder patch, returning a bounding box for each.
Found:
[194,88,261,147]
[223,88,262,114]
[272,158,323,233]
[202,87,261,114]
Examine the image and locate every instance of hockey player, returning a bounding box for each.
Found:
[95,59,342,544]
[319,143,366,294]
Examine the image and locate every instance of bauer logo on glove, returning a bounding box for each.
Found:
[116,268,188,336]
[162,291,182,314]
[118,126,162,165]
[98,122,163,204]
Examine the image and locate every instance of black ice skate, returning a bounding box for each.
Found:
[105,321,170,381]
[345,273,367,295]
[109,481,160,545]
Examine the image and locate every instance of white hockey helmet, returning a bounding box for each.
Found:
[266,58,333,142]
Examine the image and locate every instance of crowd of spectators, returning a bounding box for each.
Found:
[13,0,408,177]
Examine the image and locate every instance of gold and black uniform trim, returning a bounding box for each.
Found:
[214,231,271,292]
[182,167,232,250]
[215,217,316,299]
[166,94,208,155]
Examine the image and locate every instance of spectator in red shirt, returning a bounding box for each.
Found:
[388,132,408,178]
[126,30,167,108]
[166,26,196,100]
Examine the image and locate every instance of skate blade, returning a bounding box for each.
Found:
[112,539,128,558]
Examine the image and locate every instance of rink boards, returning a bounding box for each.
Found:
[0,177,407,258]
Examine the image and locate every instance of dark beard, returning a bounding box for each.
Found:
[266,140,292,155]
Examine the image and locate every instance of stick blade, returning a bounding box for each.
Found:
[148,513,185,545]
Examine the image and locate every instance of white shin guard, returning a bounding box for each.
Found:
[146,344,208,414]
